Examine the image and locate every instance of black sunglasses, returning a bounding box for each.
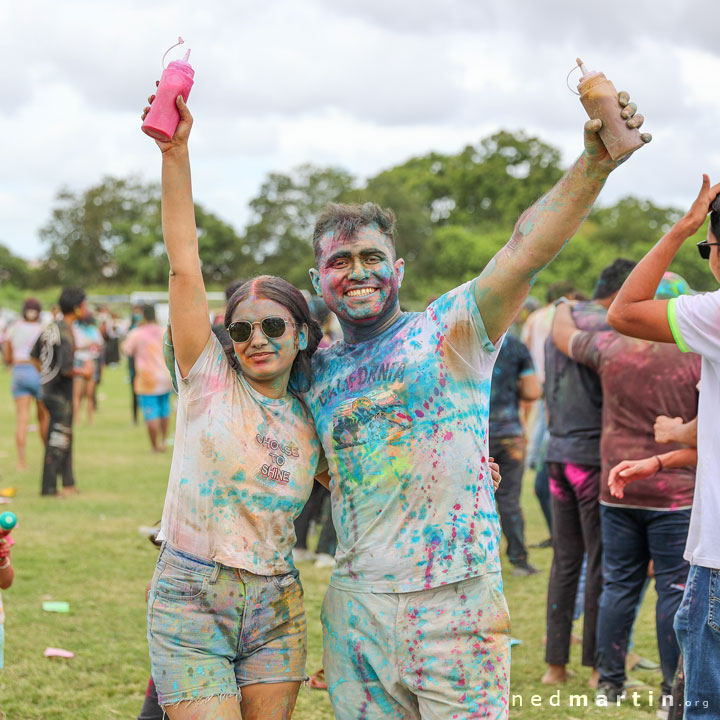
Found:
[697,240,720,260]
[227,316,295,343]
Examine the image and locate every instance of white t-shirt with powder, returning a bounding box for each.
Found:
[669,289,720,569]
[159,334,322,575]
[7,320,43,363]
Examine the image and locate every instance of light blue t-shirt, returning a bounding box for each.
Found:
[305,280,503,593]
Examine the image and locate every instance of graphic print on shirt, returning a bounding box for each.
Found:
[255,433,300,485]
[332,388,412,449]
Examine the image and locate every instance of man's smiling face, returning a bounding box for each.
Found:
[310,225,404,325]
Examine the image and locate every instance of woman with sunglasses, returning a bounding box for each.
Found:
[142,93,325,720]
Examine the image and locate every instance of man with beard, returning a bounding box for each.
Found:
[304,99,650,719]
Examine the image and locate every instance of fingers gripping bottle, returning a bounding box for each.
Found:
[576,58,645,164]
[142,37,195,142]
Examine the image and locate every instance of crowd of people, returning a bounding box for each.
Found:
[1,77,719,720]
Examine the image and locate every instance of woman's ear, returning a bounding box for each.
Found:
[298,324,308,351]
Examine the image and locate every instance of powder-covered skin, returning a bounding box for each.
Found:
[159,334,322,574]
[570,330,700,509]
[304,280,502,593]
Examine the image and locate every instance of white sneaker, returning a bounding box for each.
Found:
[314,553,335,568]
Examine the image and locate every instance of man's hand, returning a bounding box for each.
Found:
[654,416,685,445]
[142,87,193,154]
[608,457,659,499]
[582,92,651,175]
[678,174,720,237]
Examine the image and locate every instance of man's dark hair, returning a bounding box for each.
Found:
[710,210,720,244]
[142,304,156,323]
[593,259,637,300]
[312,202,396,263]
[58,287,86,315]
[546,281,575,304]
[225,275,324,396]
[224,279,246,302]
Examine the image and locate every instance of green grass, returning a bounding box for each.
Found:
[0,365,662,718]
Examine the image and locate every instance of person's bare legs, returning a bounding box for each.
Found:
[240,681,301,720]
[146,419,162,452]
[159,414,169,451]
[14,395,31,470]
[72,377,84,419]
[165,695,242,720]
[37,399,49,445]
[84,379,96,424]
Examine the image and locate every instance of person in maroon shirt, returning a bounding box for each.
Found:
[552,277,700,707]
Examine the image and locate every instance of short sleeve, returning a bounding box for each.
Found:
[58,335,74,375]
[123,328,137,356]
[177,332,235,401]
[427,279,502,357]
[568,330,602,372]
[517,340,535,377]
[669,291,720,361]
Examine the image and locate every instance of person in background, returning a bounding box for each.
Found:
[605,175,720,718]
[552,272,700,710]
[522,281,576,544]
[122,305,174,453]
[72,310,104,425]
[489,332,542,576]
[30,287,90,497]
[4,298,48,470]
[541,259,635,688]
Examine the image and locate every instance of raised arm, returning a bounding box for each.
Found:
[475,97,650,344]
[607,175,720,340]
[142,93,210,376]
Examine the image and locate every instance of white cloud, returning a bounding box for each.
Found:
[2,0,720,260]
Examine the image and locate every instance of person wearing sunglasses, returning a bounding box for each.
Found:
[141,94,326,720]
[606,175,720,718]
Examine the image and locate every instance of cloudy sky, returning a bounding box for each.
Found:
[2,0,720,260]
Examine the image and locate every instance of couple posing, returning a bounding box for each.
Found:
[141,90,648,719]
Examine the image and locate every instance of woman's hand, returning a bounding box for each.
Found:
[489,457,502,492]
[142,84,193,154]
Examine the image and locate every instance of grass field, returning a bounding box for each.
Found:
[0,364,665,719]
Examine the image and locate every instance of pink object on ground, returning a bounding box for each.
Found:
[142,44,194,142]
[44,647,74,658]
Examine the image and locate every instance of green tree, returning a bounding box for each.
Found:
[243,164,355,291]
[0,243,30,288]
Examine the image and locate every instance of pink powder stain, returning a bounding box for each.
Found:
[415,409,425,418]
[444,431,453,441]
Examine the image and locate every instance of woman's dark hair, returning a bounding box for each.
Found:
[225,275,323,395]
[22,297,41,320]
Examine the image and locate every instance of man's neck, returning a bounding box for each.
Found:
[61,313,75,325]
[339,304,404,345]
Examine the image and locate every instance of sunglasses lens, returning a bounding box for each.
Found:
[228,322,252,342]
[698,243,711,260]
[262,317,287,338]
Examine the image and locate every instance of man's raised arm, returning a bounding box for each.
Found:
[475,96,650,345]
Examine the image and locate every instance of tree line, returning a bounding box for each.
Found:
[2,130,714,307]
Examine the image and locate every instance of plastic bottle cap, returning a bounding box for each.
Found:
[0,512,17,531]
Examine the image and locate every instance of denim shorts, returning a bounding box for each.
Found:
[11,364,40,399]
[137,393,170,423]
[147,543,307,707]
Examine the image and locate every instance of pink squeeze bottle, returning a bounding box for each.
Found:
[142,38,195,142]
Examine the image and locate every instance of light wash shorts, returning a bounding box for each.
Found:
[147,543,307,707]
[11,364,40,399]
[322,572,510,719]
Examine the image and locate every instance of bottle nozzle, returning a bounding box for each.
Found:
[576,57,588,76]
[182,49,191,63]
